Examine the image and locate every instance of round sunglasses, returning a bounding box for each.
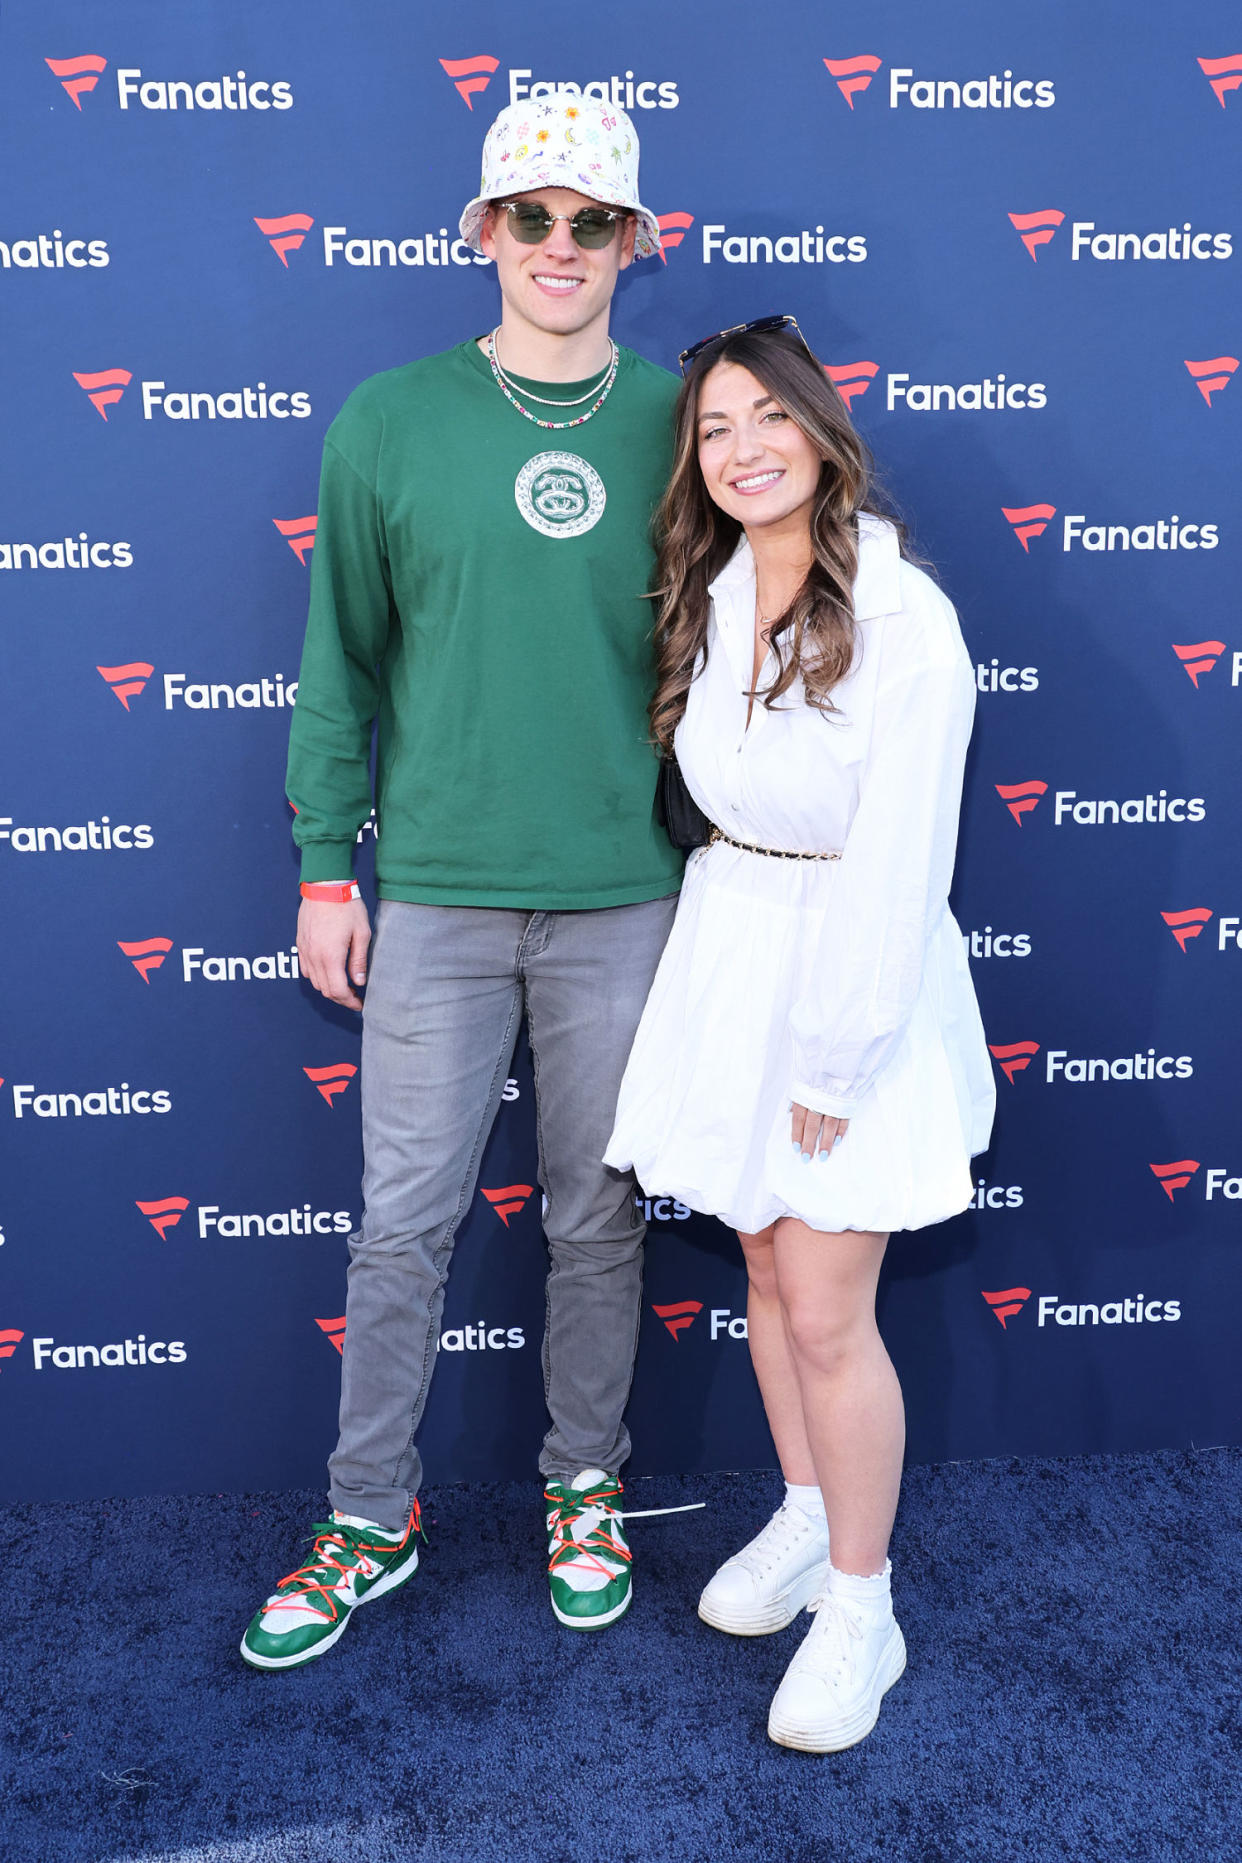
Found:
[495,200,628,250]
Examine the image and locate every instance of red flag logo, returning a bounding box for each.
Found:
[995,780,1047,826]
[303,1063,358,1107]
[988,1041,1040,1084]
[981,1287,1030,1329]
[73,369,132,421]
[117,937,173,983]
[651,1299,703,1340]
[481,1184,534,1227]
[1002,504,1056,552]
[825,361,880,409]
[136,1196,190,1240]
[0,1327,25,1370]
[1161,908,1212,952]
[1198,54,1242,108]
[1149,1160,1200,1202]
[46,54,107,108]
[1008,209,1065,262]
[315,1315,347,1355]
[656,212,695,263]
[439,55,500,110]
[1183,356,1238,407]
[1171,641,1226,687]
[254,213,315,267]
[823,56,883,108]
[273,515,317,564]
[97,662,153,710]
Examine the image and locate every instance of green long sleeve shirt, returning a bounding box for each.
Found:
[286,338,684,908]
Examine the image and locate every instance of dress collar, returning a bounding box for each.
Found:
[707,512,902,620]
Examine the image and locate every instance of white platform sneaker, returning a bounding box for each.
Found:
[767,1588,907,1752]
[697,1501,832,1636]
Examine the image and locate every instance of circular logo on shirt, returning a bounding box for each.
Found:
[514,451,606,540]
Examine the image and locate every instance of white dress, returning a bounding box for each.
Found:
[605,515,995,1236]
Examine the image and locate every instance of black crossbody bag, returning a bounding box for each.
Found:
[656,756,712,853]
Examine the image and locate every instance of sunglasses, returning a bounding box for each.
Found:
[678,313,815,376]
[495,200,628,250]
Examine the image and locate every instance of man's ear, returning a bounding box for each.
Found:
[479,205,499,261]
[617,213,638,273]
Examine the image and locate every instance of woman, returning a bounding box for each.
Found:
[605,317,994,1751]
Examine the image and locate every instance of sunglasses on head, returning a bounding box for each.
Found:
[495,200,629,250]
[678,313,815,376]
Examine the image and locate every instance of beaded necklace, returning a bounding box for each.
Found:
[485,329,619,431]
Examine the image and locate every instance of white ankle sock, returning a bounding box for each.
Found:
[825,1559,892,1607]
[784,1481,827,1523]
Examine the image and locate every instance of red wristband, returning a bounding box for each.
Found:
[300,880,361,903]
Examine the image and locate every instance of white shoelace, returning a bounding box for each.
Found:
[731,1502,819,1578]
[799,1595,865,1685]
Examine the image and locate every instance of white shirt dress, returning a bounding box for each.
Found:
[605,516,995,1236]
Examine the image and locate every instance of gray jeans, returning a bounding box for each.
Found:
[327,894,677,1532]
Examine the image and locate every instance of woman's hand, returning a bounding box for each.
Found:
[791,1102,850,1161]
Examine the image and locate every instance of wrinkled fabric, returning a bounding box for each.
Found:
[605,516,994,1235]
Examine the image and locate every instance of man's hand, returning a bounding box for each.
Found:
[297,896,372,1010]
[791,1102,850,1161]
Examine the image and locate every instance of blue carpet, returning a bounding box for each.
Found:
[4,1449,1240,1862]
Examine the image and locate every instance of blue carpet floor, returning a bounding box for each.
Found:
[4,1448,1240,1863]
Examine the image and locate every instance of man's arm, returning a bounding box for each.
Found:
[286,413,393,1009]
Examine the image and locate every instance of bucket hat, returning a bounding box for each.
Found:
[459,95,661,260]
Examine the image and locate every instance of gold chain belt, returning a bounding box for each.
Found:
[707,825,842,862]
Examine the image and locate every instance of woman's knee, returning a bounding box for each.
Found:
[738,1227,778,1299]
[782,1292,876,1374]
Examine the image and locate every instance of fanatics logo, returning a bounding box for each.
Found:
[316,1315,346,1355]
[1172,641,1226,687]
[481,1184,534,1227]
[254,213,314,266]
[995,780,1047,825]
[136,1196,189,1239]
[823,56,882,108]
[1149,1160,1199,1202]
[118,936,172,982]
[981,1287,1030,1329]
[46,53,107,108]
[0,1327,24,1371]
[1002,503,1056,551]
[651,1299,703,1340]
[439,54,500,110]
[1009,209,1064,261]
[1184,356,1238,406]
[74,368,131,421]
[1198,54,1242,107]
[273,515,316,564]
[988,1040,1040,1084]
[303,1063,357,1107]
[1161,908,1212,952]
[826,361,879,409]
[97,661,152,709]
[656,212,694,263]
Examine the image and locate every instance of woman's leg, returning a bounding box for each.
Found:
[771,1219,902,1577]
[736,1225,816,1485]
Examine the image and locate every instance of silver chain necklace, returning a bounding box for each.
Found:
[486,328,619,431]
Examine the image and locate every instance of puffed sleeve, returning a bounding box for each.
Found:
[787,573,975,1118]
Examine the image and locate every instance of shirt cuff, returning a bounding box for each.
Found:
[299,841,357,883]
[791,1080,861,1121]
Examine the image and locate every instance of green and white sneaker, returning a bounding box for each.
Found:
[544,1468,632,1630]
[240,1503,423,1670]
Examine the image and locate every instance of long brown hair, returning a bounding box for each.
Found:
[649,326,903,752]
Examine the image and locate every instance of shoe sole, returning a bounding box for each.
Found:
[697,1558,831,1637]
[767,1625,907,1753]
[239,1544,420,1671]
[550,1588,632,1631]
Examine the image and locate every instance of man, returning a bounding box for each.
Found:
[241,94,682,1670]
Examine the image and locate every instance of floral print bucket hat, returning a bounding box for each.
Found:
[459,94,661,260]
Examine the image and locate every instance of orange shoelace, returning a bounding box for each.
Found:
[544,1482,633,1582]
[264,1499,421,1624]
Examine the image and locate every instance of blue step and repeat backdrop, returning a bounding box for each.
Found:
[2,2,1239,1502]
